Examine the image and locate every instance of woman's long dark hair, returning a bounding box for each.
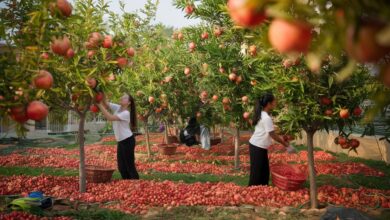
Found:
[252,92,275,126]
[128,94,137,132]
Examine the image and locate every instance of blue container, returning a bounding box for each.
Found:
[28,191,43,200]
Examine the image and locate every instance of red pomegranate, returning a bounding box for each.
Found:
[102,35,113,48]
[56,0,72,17]
[117,57,128,68]
[33,70,53,90]
[27,101,49,121]
[268,18,312,54]
[88,32,102,48]
[201,32,209,40]
[127,47,135,57]
[87,50,96,58]
[9,106,29,123]
[40,52,49,60]
[51,36,71,56]
[242,96,249,103]
[184,67,191,75]
[350,139,360,148]
[66,48,74,58]
[339,108,349,119]
[229,73,237,81]
[177,32,184,40]
[353,107,362,116]
[243,112,250,119]
[185,5,194,15]
[90,105,99,113]
[95,92,104,102]
[86,78,97,89]
[222,97,230,104]
[227,0,266,27]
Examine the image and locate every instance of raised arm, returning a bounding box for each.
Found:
[97,103,121,121]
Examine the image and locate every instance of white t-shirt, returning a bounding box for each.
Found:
[109,103,133,142]
[249,111,274,149]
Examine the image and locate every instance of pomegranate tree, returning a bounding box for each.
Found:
[270,55,371,208]
[0,0,141,193]
[174,0,268,169]
[225,0,390,125]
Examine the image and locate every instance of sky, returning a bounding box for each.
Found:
[72,0,201,28]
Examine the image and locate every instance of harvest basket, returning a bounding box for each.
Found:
[156,143,178,155]
[271,164,307,191]
[85,165,115,183]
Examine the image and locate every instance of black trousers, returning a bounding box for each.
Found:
[248,143,269,186]
[117,135,139,179]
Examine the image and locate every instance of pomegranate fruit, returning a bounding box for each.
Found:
[227,0,266,27]
[51,36,71,56]
[27,101,49,121]
[33,70,53,90]
[56,0,72,17]
[268,18,312,54]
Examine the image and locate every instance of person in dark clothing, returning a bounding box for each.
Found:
[248,92,296,186]
[180,117,200,146]
[97,93,139,180]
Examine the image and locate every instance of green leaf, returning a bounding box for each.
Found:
[36,89,45,99]
[88,67,98,77]
[328,76,334,89]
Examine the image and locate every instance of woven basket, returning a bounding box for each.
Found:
[85,165,115,183]
[210,137,221,146]
[156,144,178,155]
[271,164,306,191]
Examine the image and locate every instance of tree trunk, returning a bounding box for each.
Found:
[220,126,224,143]
[234,127,240,169]
[144,122,151,158]
[78,114,86,193]
[306,129,318,209]
[164,121,170,144]
[213,125,216,139]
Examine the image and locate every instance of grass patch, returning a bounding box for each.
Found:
[293,144,322,152]
[0,166,78,177]
[147,206,306,220]
[60,143,79,150]
[47,209,139,220]
[136,141,145,145]
[103,141,117,146]
[348,174,390,190]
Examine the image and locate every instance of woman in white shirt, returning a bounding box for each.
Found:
[248,92,292,186]
[97,93,139,179]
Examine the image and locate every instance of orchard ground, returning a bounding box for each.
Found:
[1,132,390,220]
